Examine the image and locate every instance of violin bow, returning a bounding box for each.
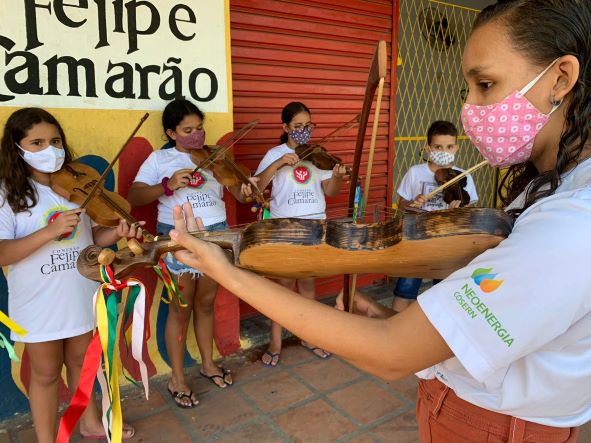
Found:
[410,159,488,207]
[79,113,150,210]
[343,41,388,313]
[192,119,267,204]
[193,119,259,172]
[294,115,359,167]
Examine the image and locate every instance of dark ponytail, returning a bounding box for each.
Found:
[473,0,591,215]
[279,102,311,144]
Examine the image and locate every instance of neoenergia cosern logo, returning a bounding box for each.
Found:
[471,268,504,293]
[453,268,514,347]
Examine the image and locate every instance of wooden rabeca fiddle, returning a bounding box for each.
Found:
[77,207,513,282]
[190,119,269,210]
[434,168,471,206]
[50,113,153,241]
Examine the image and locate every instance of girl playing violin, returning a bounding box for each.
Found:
[254,102,347,366]
[0,108,138,442]
[169,0,590,440]
[127,98,252,408]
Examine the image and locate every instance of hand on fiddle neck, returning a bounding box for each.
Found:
[322,164,347,197]
[170,203,231,278]
[235,177,260,203]
[92,219,146,247]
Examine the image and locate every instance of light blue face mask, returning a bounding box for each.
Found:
[17,143,65,173]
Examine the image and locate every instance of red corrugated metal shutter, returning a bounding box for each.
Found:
[229,0,396,312]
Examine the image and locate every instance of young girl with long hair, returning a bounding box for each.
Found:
[127,98,252,407]
[254,102,347,366]
[0,108,138,442]
[169,0,590,440]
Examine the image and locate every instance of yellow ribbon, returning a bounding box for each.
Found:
[0,310,27,336]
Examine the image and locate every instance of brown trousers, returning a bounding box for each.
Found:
[417,378,580,443]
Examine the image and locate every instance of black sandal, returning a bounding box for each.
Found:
[200,367,233,388]
[167,386,199,408]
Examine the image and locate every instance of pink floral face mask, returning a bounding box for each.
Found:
[461,59,561,168]
[176,129,206,150]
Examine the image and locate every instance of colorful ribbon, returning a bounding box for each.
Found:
[152,258,186,308]
[0,310,26,362]
[352,181,363,223]
[57,265,149,443]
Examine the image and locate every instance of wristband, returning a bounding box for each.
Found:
[161,177,174,196]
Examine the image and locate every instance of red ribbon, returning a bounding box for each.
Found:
[56,334,103,443]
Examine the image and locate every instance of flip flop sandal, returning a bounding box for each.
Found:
[200,367,233,388]
[167,386,199,408]
[301,342,331,359]
[81,423,136,440]
[261,350,280,367]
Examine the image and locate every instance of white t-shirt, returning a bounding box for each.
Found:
[397,163,478,211]
[134,148,226,227]
[0,182,98,343]
[417,157,591,427]
[255,144,333,219]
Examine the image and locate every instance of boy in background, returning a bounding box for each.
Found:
[393,120,478,311]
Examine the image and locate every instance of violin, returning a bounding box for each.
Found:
[76,207,513,282]
[190,120,269,209]
[434,168,471,207]
[294,144,351,175]
[51,163,143,229]
[49,113,154,241]
[191,146,253,187]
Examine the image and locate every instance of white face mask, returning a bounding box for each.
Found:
[429,150,455,166]
[17,143,65,173]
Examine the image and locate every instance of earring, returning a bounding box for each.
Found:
[550,96,563,106]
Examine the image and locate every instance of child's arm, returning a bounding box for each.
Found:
[398,195,427,211]
[92,219,145,247]
[128,168,194,207]
[255,153,299,190]
[0,208,82,266]
[321,164,347,197]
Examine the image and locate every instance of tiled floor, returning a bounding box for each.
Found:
[1,341,418,443]
[2,283,590,442]
[2,340,591,442]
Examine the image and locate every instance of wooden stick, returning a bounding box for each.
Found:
[349,73,386,312]
[361,78,385,208]
[80,113,149,209]
[411,160,488,207]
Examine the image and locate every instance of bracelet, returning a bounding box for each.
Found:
[161,177,174,196]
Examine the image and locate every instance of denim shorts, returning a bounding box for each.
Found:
[393,277,442,300]
[156,220,228,278]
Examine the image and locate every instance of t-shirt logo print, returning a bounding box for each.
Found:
[471,268,504,293]
[188,171,207,189]
[293,166,311,184]
[45,207,78,241]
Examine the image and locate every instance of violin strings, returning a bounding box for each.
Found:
[98,193,155,240]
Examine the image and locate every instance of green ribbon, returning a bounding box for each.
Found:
[0,331,18,362]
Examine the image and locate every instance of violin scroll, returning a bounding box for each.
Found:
[77,229,243,282]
